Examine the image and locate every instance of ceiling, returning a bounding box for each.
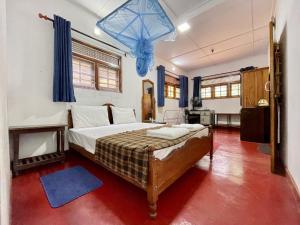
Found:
[68,0,275,72]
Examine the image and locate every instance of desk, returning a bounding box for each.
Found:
[215,113,240,128]
[9,124,66,176]
[188,110,215,126]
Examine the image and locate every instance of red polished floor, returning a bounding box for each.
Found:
[12,129,300,225]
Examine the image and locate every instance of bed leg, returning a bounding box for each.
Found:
[147,175,158,219]
[148,200,157,219]
[148,151,158,219]
[148,187,158,219]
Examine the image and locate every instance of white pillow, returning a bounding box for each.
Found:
[111,106,137,124]
[71,105,110,128]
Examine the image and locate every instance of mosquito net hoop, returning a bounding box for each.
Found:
[96,0,175,76]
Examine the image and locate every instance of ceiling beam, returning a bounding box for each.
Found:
[161,0,225,25]
[177,0,226,24]
[170,25,268,60]
[66,0,101,19]
[159,0,178,24]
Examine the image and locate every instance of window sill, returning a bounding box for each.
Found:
[74,86,122,93]
[74,86,96,90]
[203,96,240,100]
[99,87,122,93]
[165,97,179,100]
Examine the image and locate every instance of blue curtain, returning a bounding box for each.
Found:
[179,75,189,108]
[193,76,202,107]
[53,15,76,102]
[157,65,165,107]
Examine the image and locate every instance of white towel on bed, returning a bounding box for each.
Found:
[146,127,190,140]
[172,123,205,131]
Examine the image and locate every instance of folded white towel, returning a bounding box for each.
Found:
[172,123,205,131]
[146,127,190,140]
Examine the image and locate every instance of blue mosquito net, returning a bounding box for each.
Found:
[96,0,175,77]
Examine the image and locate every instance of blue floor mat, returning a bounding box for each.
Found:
[40,166,103,207]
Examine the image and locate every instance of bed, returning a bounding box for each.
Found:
[68,104,213,219]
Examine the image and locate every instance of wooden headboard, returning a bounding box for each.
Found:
[68,103,115,129]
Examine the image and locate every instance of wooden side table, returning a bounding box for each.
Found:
[9,124,66,176]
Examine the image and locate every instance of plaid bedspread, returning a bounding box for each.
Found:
[94,126,204,188]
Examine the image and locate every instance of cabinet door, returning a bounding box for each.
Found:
[242,68,269,108]
[242,71,256,107]
[255,68,270,104]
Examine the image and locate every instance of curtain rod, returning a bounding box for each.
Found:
[156,66,180,78]
[192,69,241,80]
[165,69,180,78]
[38,13,129,56]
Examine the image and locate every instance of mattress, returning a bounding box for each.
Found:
[69,123,209,160]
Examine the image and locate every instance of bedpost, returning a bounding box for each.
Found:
[147,149,158,219]
[209,125,214,161]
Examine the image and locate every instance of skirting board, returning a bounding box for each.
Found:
[285,167,300,203]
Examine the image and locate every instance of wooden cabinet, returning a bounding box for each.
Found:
[240,107,270,143]
[241,67,270,108]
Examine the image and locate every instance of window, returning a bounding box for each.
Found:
[98,65,120,91]
[164,75,180,99]
[200,74,241,99]
[175,87,180,99]
[167,85,174,98]
[72,57,95,88]
[200,83,240,99]
[214,85,228,98]
[165,84,180,99]
[71,39,121,92]
[230,83,240,97]
[201,87,212,99]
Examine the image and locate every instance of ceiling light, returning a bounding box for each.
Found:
[172,60,182,66]
[172,67,176,71]
[94,27,102,36]
[178,22,190,33]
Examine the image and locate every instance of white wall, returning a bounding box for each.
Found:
[188,54,268,114]
[6,0,186,158]
[0,0,11,224]
[275,0,300,191]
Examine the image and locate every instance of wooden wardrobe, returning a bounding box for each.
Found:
[241,67,270,108]
[240,67,270,143]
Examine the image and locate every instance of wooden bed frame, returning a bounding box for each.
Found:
[68,104,214,219]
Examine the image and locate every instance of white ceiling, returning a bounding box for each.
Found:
[68,0,275,72]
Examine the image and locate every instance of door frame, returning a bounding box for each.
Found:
[269,20,279,172]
